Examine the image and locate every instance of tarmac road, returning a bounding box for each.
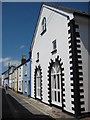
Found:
[2,88,54,120]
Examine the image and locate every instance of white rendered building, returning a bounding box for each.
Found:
[8,66,15,89]
[30,3,90,117]
[17,65,23,93]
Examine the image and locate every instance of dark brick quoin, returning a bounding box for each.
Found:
[68,19,85,117]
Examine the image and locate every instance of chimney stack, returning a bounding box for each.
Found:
[21,55,26,64]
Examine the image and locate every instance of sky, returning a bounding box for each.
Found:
[1,2,89,73]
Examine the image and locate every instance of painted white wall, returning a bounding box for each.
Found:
[31,5,74,113]
[14,69,18,91]
[18,66,23,93]
[2,72,8,87]
[2,75,4,86]
[75,15,89,113]
[9,74,12,88]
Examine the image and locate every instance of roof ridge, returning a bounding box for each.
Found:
[43,3,89,16]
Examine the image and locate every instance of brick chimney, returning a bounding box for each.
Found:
[21,55,26,64]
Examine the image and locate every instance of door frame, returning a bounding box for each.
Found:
[51,72,62,107]
[34,65,42,101]
[47,56,65,110]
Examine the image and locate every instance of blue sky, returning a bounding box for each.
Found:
[2,2,88,72]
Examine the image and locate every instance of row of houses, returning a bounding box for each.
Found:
[2,3,90,118]
[2,56,31,96]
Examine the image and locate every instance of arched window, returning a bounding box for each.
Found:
[51,62,62,106]
[36,69,41,99]
[51,62,61,75]
[41,17,46,35]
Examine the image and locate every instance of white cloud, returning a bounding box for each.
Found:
[9,60,20,67]
[0,57,20,67]
[0,57,11,64]
[20,45,25,50]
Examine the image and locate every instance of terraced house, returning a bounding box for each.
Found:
[17,56,26,94]
[30,3,90,117]
[23,58,31,97]
[14,67,18,92]
[8,65,15,90]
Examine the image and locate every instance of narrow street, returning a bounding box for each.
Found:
[2,88,54,120]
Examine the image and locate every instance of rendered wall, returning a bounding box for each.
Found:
[31,5,74,114]
[18,66,23,93]
[23,61,30,96]
[14,69,18,92]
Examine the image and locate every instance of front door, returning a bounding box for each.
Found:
[51,62,62,107]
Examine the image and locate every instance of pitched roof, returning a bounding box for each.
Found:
[2,70,8,75]
[44,3,90,17]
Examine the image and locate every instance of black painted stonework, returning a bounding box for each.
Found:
[47,56,65,110]
[68,19,85,117]
[34,65,43,101]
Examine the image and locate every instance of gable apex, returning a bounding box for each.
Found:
[30,3,90,51]
[43,3,89,16]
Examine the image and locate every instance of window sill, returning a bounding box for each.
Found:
[36,59,39,63]
[41,29,46,36]
[51,49,57,55]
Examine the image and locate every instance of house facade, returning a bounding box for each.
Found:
[8,66,15,89]
[23,59,31,96]
[14,68,18,92]
[17,65,23,93]
[2,70,9,87]
[30,3,90,117]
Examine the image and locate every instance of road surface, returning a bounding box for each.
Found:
[2,88,54,120]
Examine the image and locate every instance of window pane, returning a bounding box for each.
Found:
[53,40,56,50]
[37,52,39,60]
[55,91,56,101]
[39,78,40,87]
[57,75,60,89]
[54,75,56,89]
[56,64,60,73]
[52,91,54,101]
[38,89,40,97]
[58,91,60,102]
[51,76,54,89]
[42,25,44,31]
[51,67,55,74]
[42,17,46,32]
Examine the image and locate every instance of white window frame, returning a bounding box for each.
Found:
[42,17,46,32]
[51,62,62,107]
[52,40,57,50]
[37,52,39,60]
[36,69,41,99]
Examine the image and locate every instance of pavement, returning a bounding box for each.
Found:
[2,88,53,120]
[2,88,90,120]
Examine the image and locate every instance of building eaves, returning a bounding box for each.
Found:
[44,3,90,17]
[17,58,30,69]
[2,70,8,75]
